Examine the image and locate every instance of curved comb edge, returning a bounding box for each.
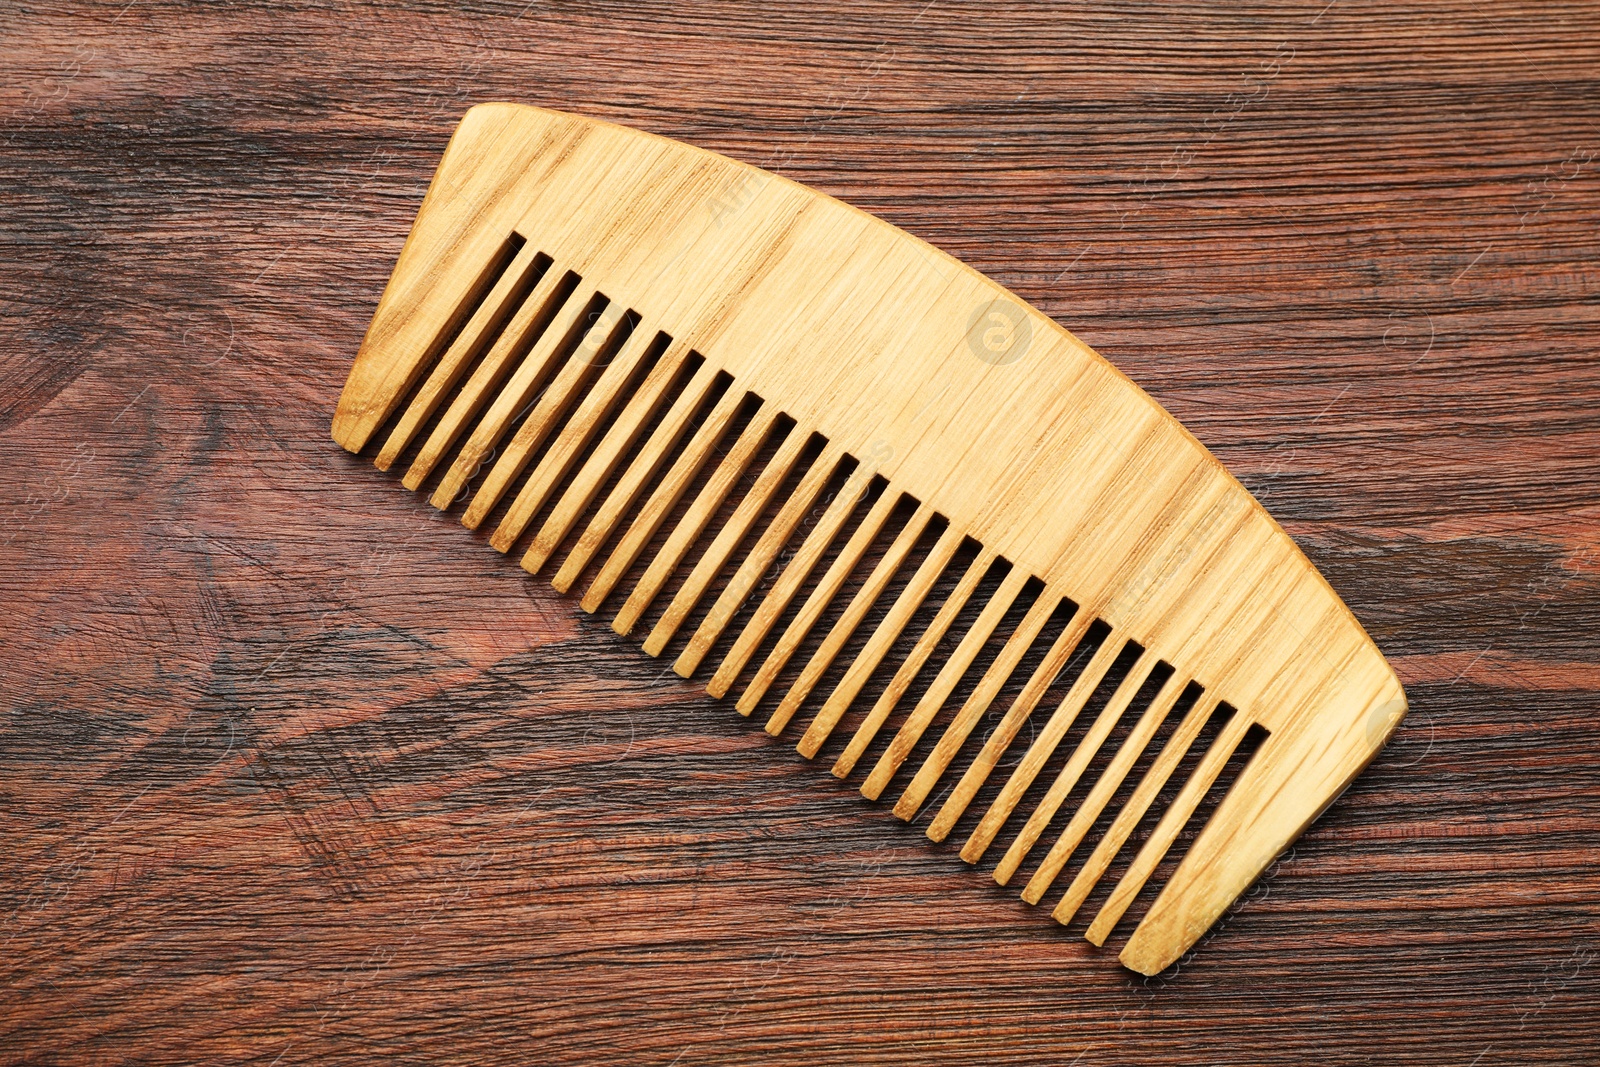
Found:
[1120,659,1407,975]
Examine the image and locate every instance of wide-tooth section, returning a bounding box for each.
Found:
[705,463,878,699]
[353,230,1300,967]
[521,342,699,575]
[1081,708,1253,944]
[794,520,963,754]
[375,241,547,474]
[831,541,994,778]
[605,395,776,632]
[759,502,936,733]
[927,606,1095,843]
[986,648,1159,872]
[1006,669,1191,892]
[862,564,1033,802]
[406,263,578,492]
[675,442,849,677]
[491,327,668,553]
[893,587,1065,820]
[434,282,609,515]
[464,305,636,529]
[736,488,906,718]
[554,361,728,594]
[641,423,815,655]
[1044,692,1220,920]
[961,632,1131,860]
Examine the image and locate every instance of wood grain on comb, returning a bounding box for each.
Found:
[331,103,1406,975]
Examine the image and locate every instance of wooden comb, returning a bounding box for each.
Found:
[332,103,1406,975]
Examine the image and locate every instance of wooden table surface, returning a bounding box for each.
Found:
[4,2,1598,1064]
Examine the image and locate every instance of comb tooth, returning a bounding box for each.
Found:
[830,544,996,778]
[706,461,876,699]
[925,606,1095,842]
[960,630,1128,861]
[1013,669,1190,899]
[792,521,963,751]
[894,589,1064,823]
[601,396,774,629]
[735,489,906,718]
[863,564,1031,803]
[1081,707,1252,945]
[1048,692,1218,926]
[495,327,666,559]
[467,306,633,532]
[374,241,546,473]
[756,500,933,729]
[550,359,722,593]
[675,442,847,678]
[985,648,1159,879]
[430,282,606,514]
[640,423,813,655]
[399,261,572,488]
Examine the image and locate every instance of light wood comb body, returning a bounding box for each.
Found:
[333,103,1406,975]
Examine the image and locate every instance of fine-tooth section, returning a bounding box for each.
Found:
[1046,691,1219,922]
[1081,707,1253,944]
[894,586,1066,821]
[641,423,815,656]
[404,263,577,492]
[465,304,636,530]
[1008,668,1190,895]
[707,463,879,700]
[603,394,774,631]
[990,647,1159,878]
[676,441,850,678]
[553,361,728,595]
[962,630,1129,861]
[495,328,672,555]
[794,520,963,754]
[832,544,996,781]
[737,488,907,719]
[375,241,547,474]
[930,605,1096,845]
[865,564,1033,804]
[761,501,936,733]
[434,282,609,515]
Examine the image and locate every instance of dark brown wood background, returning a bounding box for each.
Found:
[4,2,1598,1063]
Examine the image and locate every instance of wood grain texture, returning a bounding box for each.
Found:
[2,1,1597,1063]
